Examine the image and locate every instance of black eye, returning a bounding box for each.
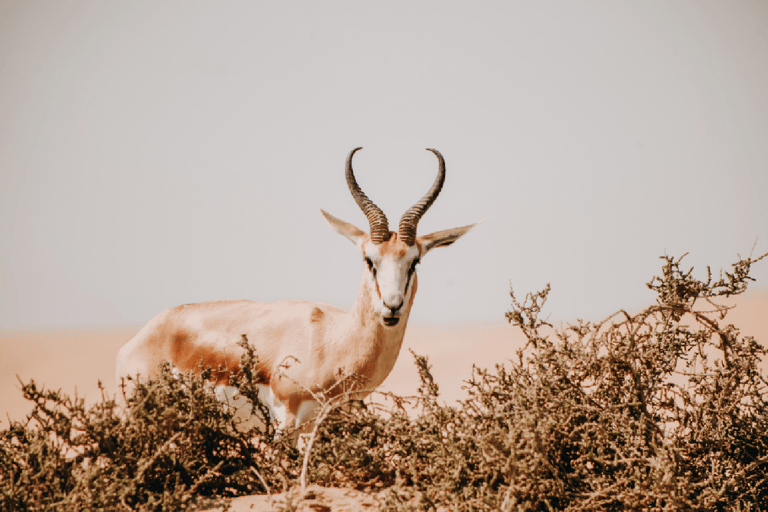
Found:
[408,258,420,274]
[365,257,376,275]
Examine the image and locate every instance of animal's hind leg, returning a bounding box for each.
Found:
[213,384,280,432]
[295,399,321,431]
[286,399,321,448]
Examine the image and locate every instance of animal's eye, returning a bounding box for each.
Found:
[408,258,420,274]
[365,257,376,274]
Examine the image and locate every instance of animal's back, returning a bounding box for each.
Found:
[115,299,344,387]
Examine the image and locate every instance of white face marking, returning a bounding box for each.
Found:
[363,242,421,326]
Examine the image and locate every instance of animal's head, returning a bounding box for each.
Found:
[322,148,479,327]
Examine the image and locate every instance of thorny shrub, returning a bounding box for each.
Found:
[0,340,301,511]
[1,251,767,511]
[310,252,768,511]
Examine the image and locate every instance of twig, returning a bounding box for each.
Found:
[250,466,272,505]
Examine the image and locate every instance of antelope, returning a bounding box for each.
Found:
[116,147,479,434]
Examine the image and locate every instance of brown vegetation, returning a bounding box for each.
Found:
[2,252,767,511]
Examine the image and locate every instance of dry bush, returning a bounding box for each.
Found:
[310,252,768,511]
[0,352,300,511]
[2,251,767,511]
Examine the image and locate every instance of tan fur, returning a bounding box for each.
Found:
[117,206,478,435]
[378,232,410,257]
[116,252,414,430]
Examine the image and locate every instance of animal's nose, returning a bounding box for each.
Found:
[383,294,404,313]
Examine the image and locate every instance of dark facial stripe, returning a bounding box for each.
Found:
[373,272,382,299]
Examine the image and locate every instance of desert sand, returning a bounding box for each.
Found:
[1,291,766,510]
[0,321,525,425]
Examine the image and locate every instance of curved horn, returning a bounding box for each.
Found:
[398,148,446,246]
[346,147,391,244]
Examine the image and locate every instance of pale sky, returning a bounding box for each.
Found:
[1,1,767,330]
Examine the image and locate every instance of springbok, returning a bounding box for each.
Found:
[116,147,479,434]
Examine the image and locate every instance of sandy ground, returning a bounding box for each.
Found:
[1,291,766,510]
[197,485,385,512]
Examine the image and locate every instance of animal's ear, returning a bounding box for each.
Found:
[320,209,366,245]
[418,221,483,255]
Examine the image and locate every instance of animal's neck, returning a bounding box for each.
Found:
[338,269,417,388]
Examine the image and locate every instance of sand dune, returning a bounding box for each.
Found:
[1,291,766,426]
[0,326,137,425]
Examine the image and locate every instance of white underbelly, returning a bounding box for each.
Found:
[213,384,319,432]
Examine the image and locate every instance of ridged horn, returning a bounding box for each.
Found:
[346,147,391,244]
[398,148,446,246]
